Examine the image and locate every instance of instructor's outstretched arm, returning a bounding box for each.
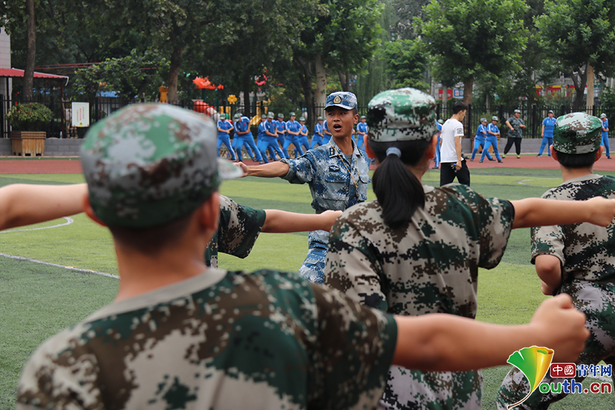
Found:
[239,161,290,178]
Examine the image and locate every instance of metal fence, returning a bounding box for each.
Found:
[1,96,612,140]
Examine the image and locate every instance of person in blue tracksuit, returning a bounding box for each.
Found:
[538,110,557,157]
[471,118,493,161]
[356,115,368,152]
[275,113,288,158]
[432,119,443,169]
[283,112,304,159]
[311,116,325,149]
[323,119,332,143]
[481,116,503,163]
[233,113,263,163]
[257,112,285,163]
[601,113,611,159]
[297,116,310,154]
[217,113,236,160]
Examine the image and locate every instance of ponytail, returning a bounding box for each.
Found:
[369,139,431,228]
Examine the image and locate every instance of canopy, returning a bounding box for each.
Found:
[193,76,224,90]
[0,68,69,85]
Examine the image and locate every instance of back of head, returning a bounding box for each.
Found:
[81,104,241,250]
[553,112,602,169]
[367,88,437,228]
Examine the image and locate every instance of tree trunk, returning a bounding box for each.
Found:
[23,0,36,101]
[242,70,251,117]
[586,62,594,114]
[571,67,587,112]
[463,77,473,105]
[337,70,350,91]
[166,36,184,104]
[315,54,326,117]
[294,57,314,130]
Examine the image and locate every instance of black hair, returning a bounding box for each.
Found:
[108,211,195,255]
[368,138,432,228]
[453,101,467,114]
[555,150,597,169]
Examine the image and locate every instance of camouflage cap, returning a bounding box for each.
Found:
[234,113,241,119]
[261,114,267,119]
[601,113,607,119]
[492,116,498,121]
[480,118,487,123]
[317,116,324,121]
[553,112,602,155]
[514,109,521,114]
[360,115,366,120]
[81,104,242,228]
[325,91,357,111]
[267,112,275,118]
[366,88,437,142]
[289,112,296,116]
[299,116,305,121]
[220,113,226,120]
[438,119,444,124]
[277,113,284,119]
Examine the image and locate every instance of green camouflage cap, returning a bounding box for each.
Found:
[553,112,602,155]
[277,113,284,119]
[81,104,242,228]
[317,116,323,121]
[220,113,226,120]
[289,112,296,116]
[366,88,437,142]
[234,113,241,119]
[480,118,487,122]
[299,116,305,121]
[492,116,498,121]
[267,112,275,118]
[261,114,267,119]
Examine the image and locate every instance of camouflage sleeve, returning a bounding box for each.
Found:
[530,189,565,266]
[217,195,266,258]
[281,153,316,184]
[308,283,397,409]
[324,216,388,312]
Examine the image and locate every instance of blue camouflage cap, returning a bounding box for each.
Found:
[366,88,437,142]
[81,104,242,228]
[553,112,602,155]
[325,91,357,111]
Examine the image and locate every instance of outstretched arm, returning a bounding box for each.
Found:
[511,197,615,229]
[239,161,290,177]
[0,183,87,230]
[262,210,341,233]
[393,294,587,371]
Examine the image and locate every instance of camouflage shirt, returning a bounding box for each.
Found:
[531,174,615,283]
[506,117,525,138]
[205,195,266,267]
[17,269,397,410]
[324,184,514,409]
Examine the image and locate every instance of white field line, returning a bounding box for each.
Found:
[0,217,118,279]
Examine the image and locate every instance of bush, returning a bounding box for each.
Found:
[6,103,54,131]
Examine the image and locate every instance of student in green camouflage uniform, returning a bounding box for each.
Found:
[15,103,597,410]
[323,89,615,410]
[497,112,615,409]
[205,194,340,267]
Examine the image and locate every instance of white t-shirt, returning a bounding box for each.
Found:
[440,118,464,163]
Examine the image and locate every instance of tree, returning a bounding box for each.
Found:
[382,38,428,90]
[417,0,528,105]
[536,0,615,111]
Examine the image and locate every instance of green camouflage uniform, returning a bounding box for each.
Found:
[17,103,399,410]
[324,88,515,409]
[497,112,615,409]
[205,194,266,267]
[325,184,514,409]
[17,269,398,410]
[497,174,615,409]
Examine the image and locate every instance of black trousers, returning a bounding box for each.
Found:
[440,160,470,186]
[504,137,522,156]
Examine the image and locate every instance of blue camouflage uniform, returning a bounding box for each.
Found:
[232,116,262,162]
[281,138,370,284]
[283,118,304,158]
[217,118,236,160]
[311,121,325,148]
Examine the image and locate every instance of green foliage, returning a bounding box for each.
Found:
[417,0,529,97]
[383,38,428,90]
[72,51,168,102]
[600,87,615,110]
[6,103,53,131]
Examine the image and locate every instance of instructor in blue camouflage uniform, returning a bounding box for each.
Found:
[323,89,615,410]
[240,91,370,284]
[497,112,615,409]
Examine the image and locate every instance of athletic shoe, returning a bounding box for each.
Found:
[502,154,506,158]
[488,158,496,161]
[470,158,474,162]
[498,160,503,163]
[517,155,520,159]
[479,160,483,163]
[537,154,542,157]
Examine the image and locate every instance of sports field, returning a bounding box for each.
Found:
[1,161,614,409]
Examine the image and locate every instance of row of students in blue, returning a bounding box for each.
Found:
[470,118,494,162]
[537,110,556,157]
